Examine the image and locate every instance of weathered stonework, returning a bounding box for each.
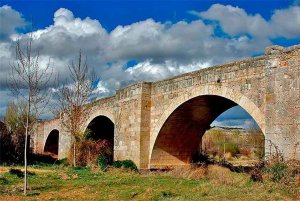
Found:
[32,45,300,169]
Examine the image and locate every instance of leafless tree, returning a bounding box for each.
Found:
[9,36,52,195]
[55,51,95,167]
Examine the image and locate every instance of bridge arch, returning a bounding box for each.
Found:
[82,109,115,132]
[44,129,59,157]
[149,85,265,168]
[83,109,115,160]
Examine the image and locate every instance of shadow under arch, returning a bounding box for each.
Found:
[149,92,265,169]
[84,115,115,160]
[44,129,59,157]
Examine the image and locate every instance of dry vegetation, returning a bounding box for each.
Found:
[68,139,112,167]
[202,127,264,166]
[0,162,299,201]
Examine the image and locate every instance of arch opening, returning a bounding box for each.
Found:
[44,129,59,157]
[84,115,114,160]
[150,95,264,169]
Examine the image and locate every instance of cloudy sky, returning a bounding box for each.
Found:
[0,0,300,128]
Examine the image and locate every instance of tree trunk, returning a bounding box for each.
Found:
[23,100,30,195]
[24,125,28,195]
[73,143,76,167]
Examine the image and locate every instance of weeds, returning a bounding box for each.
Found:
[112,160,138,171]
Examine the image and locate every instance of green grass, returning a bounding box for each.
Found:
[0,164,299,201]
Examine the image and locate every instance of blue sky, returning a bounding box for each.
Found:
[0,0,300,128]
[1,0,298,31]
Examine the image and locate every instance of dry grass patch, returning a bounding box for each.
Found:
[168,165,208,179]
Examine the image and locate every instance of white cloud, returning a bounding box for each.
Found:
[271,6,300,38]
[0,5,300,119]
[125,59,211,82]
[93,81,109,95]
[198,4,271,38]
[194,4,300,39]
[0,5,26,41]
[211,119,258,129]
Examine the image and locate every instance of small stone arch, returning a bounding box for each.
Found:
[149,85,265,167]
[82,109,115,132]
[82,109,115,161]
[44,129,59,156]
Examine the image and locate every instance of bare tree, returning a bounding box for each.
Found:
[55,51,95,167]
[9,36,52,195]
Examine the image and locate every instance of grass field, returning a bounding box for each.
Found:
[0,164,299,201]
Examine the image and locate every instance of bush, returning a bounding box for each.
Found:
[56,158,70,167]
[112,160,138,171]
[222,143,239,156]
[250,162,264,182]
[71,139,112,167]
[97,154,110,171]
[239,148,252,158]
[253,153,300,186]
[268,162,287,182]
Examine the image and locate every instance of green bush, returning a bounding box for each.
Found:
[0,177,9,185]
[56,158,70,167]
[97,155,110,171]
[112,160,138,171]
[220,143,239,156]
[266,162,288,182]
[73,166,86,170]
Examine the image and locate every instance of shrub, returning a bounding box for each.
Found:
[97,154,110,171]
[256,152,300,186]
[111,160,122,168]
[0,177,9,185]
[222,143,239,156]
[112,160,138,171]
[71,139,112,167]
[56,158,70,167]
[239,148,252,158]
[250,162,264,182]
[268,162,288,182]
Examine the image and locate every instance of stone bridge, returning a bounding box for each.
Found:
[33,45,300,169]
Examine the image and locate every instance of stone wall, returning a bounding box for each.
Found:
[264,45,300,159]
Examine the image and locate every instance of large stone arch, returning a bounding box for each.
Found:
[149,85,265,167]
[82,109,115,132]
